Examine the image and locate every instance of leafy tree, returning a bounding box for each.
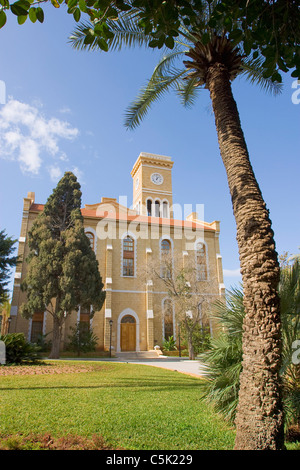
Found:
[70,6,287,450]
[0,293,11,335]
[145,251,218,360]
[20,172,105,359]
[0,230,18,302]
[1,1,299,80]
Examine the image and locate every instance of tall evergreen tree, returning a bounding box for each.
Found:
[20,172,105,359]
[0,230,18,302]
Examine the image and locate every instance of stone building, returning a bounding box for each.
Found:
[9,152,225,353]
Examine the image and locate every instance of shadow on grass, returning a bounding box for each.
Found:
[0,375,203,392]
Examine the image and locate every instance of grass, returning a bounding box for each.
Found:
[0,360,235,450]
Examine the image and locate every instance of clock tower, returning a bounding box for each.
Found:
[131,152,174,218]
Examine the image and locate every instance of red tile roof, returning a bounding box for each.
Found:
[30,203,215,231]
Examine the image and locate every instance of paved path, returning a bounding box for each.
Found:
[57,351,208,378]
[110,356,208,378]
[61,353,208,378]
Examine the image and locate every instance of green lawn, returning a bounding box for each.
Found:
[0,361,235,450]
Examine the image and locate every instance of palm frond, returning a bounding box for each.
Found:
[176,76,202,108]
[69,21,99,52]
[240,54,283,96]
[152,47,186,77]
[69,10,151,52]
[124,68,187,130]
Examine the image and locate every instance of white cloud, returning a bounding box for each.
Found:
[223,268,241,277]
[0,98,79,176]
[59,106,72,114]
[70,166,84,184]
[48,165,63,182]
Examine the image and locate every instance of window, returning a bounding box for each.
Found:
[86,231,95,251]
[155,200,160,217]
[196,242,208,280]
[161,239,171,252]
[30,311,44,343]
[161,239,171,278]
[123,236,134,276]
[162,201,169,218]
[163,299,174,340]
[147,199,152,216]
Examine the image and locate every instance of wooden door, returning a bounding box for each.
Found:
[121,323,136,351]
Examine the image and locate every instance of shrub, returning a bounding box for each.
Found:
[162,335,177,351]
[67,323,98,356]
[0,333,41,364]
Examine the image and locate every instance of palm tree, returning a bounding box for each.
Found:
[69,5,285,450]
[200,262,300,439]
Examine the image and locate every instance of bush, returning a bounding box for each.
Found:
[162,335,177,351]
[182,324,211,355]
[0,333,41,364]
[67,323,98,356]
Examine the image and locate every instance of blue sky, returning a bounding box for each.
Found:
[0,5,299,295]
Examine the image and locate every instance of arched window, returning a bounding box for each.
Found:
[161,239,171,278]
[162,201,169,218]
[161,239,171,253]
[86,231,95,251]
[163,299,174,340]
[147,199,152,216]
[155,200,160,217]
[123,236,135,277]
[196,242,208,280]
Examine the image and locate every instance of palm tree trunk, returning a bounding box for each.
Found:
[206,62,284,450]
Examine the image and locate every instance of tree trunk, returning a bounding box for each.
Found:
[48,314,62,359]
[186,324,195,360]
[206,63,284,450]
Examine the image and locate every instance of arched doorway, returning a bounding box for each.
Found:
[121,315,136,351]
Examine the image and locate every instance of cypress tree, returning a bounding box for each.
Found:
[20,172,105,358]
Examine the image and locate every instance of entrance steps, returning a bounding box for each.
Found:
[115,351,160,360]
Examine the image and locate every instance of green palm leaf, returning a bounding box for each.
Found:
[240,54,283,96]
[124,67,186,130]
[69,12,151,52]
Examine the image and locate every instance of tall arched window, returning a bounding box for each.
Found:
[196,242,208,280]
[161,239,171,253]
[147,199,152,216]
[161,239,171,278]
[123,236,135,277]
[163,299,174,340]
[162,201,169,218]
[155,200,160,217]
[86,231,95,251]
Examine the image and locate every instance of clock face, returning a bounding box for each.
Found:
[151,173,163,185]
